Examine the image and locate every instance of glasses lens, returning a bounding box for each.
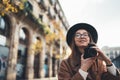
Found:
[75,33,88,38]
[75,33,80,38]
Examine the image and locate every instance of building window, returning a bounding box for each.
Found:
[0,16,10,46]
[16,28,28,79]
[49,0,56,5]
[38,0,48,11]
[0,16,10,80]
[19,28,28,45]
[25,1,33,11]
[39,14,43,22]
[117,50,120,56]
[0,16,5,30]
[36,0,42,3]
[48,7,55,19]
[20,29,26,40]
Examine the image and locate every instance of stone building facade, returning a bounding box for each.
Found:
[0,0,69,80]
[102,46,120,69]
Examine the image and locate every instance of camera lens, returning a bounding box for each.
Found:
[83,44,97,59]
[88,48,97,57]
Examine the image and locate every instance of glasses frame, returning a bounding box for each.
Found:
[74,33,89,39]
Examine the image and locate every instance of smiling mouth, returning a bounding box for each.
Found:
[79,40,86,43]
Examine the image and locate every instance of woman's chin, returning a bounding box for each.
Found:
[78,44,88,48]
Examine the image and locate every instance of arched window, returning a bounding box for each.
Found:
[0,15,10,80]
[0,16,10,38]
[16,28,29,79]
[34,37,42,78]
[0,16,5,30]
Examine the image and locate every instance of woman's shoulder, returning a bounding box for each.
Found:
[59,58,71,68]
[60,58,69,64]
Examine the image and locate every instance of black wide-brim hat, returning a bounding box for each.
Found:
[66,23,98,46]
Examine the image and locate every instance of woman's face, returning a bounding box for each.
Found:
[74,29,90,47]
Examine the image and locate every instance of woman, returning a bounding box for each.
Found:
[58,23,120,80]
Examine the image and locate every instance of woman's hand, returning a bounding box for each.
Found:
[80,55,96,72]
[93,46,112,65]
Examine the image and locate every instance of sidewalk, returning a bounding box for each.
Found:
[34,77,58,80]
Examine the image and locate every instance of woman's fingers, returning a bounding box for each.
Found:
[81,54,84,60]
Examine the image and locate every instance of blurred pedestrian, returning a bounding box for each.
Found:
[44,58,48,77]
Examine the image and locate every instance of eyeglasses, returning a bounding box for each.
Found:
[75,33,89,39]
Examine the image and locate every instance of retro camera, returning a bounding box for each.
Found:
[83,43,97,59]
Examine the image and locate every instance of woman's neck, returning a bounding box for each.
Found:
[79,48,84,54]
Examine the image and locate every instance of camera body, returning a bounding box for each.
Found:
[83,43,97,59]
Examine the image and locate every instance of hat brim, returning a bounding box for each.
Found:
[66,23,98,46]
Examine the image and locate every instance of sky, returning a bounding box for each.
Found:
[59,0,120,48]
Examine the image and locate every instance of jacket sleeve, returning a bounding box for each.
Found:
[58,60,84,80]
[101,69,120,80]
